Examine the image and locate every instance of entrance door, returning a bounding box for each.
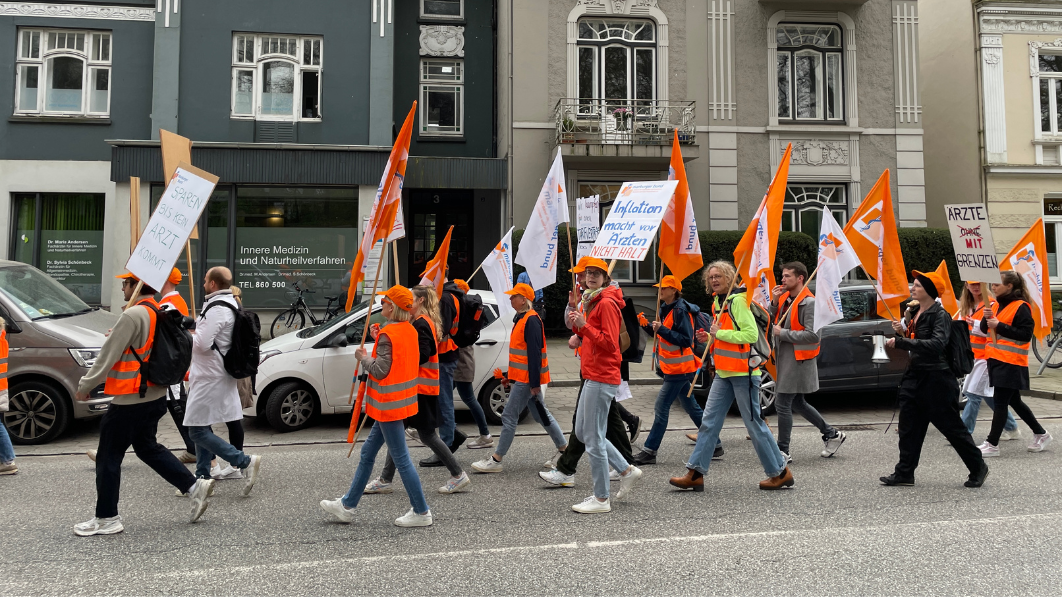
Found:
[408,190,473,283]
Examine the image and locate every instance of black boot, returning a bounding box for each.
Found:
[449,429,467,453]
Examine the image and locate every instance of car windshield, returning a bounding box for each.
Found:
[299,299,372,338]
[0,265,94,320]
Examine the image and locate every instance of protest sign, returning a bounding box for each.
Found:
[588,180,679,261]
[576,195,599,262]
[944,203,1001,284]
[125,163,218,291]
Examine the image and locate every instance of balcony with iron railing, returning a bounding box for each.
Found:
[553,98,696,152]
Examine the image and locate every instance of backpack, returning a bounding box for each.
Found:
[689,302,712,358]
[201,300,262,384]
[946,319,974,376]
[449,289,486,349]
[620,295,647,363]
[715,291,772,369]
[131,303,193,397]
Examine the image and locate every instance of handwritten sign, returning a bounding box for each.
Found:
[589,180,678,261]
[944,203,1001,284]
[126,162,219,291]
[575,195,599,262]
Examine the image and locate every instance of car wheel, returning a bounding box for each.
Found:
[759,371,777,418]
[478,378,529,426]
[264,381,318,432]
[3,380,71,445]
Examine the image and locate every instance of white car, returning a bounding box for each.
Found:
[251,290,522,433]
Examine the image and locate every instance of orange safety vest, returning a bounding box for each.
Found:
[774,287,820,361]
[985,300,1031,367]
[0,328,8,404]
[710,294,751,373]
[104,298,159,396]
[439,292,459,356]
[960,301,989,361]
[159,292,189,317]
[365,321,420,422]
[415,314,440,396]
[509,309,551,385]
[654,308,701,375]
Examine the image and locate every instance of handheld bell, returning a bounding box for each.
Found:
[871,330,891,365]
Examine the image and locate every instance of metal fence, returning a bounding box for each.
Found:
[553,98,696,146]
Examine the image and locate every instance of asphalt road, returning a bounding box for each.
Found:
[4,420,1062,596]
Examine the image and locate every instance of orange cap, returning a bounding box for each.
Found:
[115,272,140,281]
[653,275,682,292]
[582,257,609,274]
[167,268,182,285]
[505,283,535,303]
[377,285,414,311]
[454,279,470,293]
[911,269,945,300]
[569,256,591,274]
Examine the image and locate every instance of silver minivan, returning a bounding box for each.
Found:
[0,260,118,444]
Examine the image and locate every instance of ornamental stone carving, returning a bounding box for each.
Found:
[787,140,849,167]
[419,25,465,57]
[1030,38,1062,75]
[0,2,154,20]
[982,17,1062,34]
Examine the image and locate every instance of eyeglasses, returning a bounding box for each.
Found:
[707,275,725,281]
[585,269,605,278]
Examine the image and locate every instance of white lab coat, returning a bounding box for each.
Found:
[184,290,242,427]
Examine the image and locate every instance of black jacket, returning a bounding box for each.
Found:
[894,301,951,372]
[980,292,1033,390]
[439,282,463,363]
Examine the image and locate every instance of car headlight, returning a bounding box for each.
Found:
[69,348,101,368]
[259,349,282,365]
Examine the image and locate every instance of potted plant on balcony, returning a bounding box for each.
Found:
[612,107,632,132]
[561,117,576,143]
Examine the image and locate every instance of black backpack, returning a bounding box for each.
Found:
[946,318,974,376]
[689,301,712,358]
[447,289,486,349]
[131,303,193,397]
[620,295,647,363]
[201,300,261,382]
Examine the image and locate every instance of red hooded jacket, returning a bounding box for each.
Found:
[574,284,624,385]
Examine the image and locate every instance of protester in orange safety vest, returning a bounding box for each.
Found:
[0,317,16,476]
[957,282,1020,439]
[156,267,198,465]
[449,278,494,450]
[769,262,845,463]
[429,269,468,461]
[321,285,433,527]
[978,270,1052,456]
[72,272,213,537]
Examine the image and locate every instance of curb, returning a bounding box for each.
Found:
[1024,388,1062,401]
[550,377,661,388]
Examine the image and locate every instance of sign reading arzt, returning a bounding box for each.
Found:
[944,203,1002,284]
[589,181,679,261]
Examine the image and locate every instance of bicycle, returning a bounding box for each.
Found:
[269,282,343,339]
[1032,299,1062,369]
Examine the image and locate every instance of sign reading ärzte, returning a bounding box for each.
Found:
[944,203,1002,284]
[589,180,679,261]
[126,162,219,291]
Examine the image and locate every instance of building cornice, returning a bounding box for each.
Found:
[0,2,155,21]
[979,4,1062,34]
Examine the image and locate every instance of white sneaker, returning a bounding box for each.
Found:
[438,472,471,494]
[394,508,433,527]
[781,451,793,465]
[241,455,262,496]
[86,449,97,462]
[821,431,847,458]
[544,451,562,469]
[467,434,494,449]
[1000,428,1022,441]
[188,478,214,523]
[614,466,642,500]
[609,467,620,481]
[539,468,575,487]
[1028,432,1053,453]
[363,478,394,494]
[405,428,422,445]
[471,457,503,473]
[210,465,244,480]
[571,496,611,514]
[175,480,216,498]
[320,498,355,523]
[978,441,1000,457]
[73,515,123,536]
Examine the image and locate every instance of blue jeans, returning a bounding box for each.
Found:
[687,375,785,478]
[438,360,458,445]
[188,425,251,479]
[0,418,15,463]
[342,419,429,515]
[643,378,703,452]
[575,381,629,499]
[962,392,1017,435]
[496,382,567,457]
[456,380,490,436]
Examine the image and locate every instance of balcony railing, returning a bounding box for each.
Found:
[554,98,696,146]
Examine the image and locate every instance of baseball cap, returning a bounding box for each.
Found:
[377,285,414,311]
[569,256,591,274]
[582,257,609,274]
[653,275,682,292]
[505,283,535,303]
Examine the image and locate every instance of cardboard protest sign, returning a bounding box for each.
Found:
[944,203,1001,284]
[589,181,679,261]
[125,162,219,291]
[576,195,599,262]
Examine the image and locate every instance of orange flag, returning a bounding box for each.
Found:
[345,102,417,311]
[734,143,792,310]
[843,170,907,319]
[419,225,454,298]
[932,260,959,315]
[1000,218,1053,341]
[658,130,703,282]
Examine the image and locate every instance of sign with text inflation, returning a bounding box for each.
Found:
[944,203,1002,284]
[126,163,219,291]
[589,181,679,261]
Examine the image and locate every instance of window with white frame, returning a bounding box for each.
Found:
[577,19,656,113]
[420,59,463,136]
[775,24,843,122]
[1037,53,1062,137]
[1044,196,1062,284]
[781,184,847,238]
[15,28,111,117]
[231,33,322,120]
[421,0,462,19]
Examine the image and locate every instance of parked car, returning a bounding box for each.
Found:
[694,283,911,414]
[252,290,524,432]
[0,261,119,444]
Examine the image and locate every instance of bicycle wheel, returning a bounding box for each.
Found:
[1032,328,1062,369]
[270,309,306,339]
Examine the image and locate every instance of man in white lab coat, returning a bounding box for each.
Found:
[185,267,261,496]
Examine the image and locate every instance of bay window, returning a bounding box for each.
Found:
[15,28,111,117]
[231,33,323,120]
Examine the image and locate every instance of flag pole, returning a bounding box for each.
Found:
[391,241,401,286]
[687,255,747,398]
[185,241,197,319]
[565,223,576,289]
[124,280,145,310]
[653,262,666,323]
[858,264,899,321]
[347,244,387,406]
[607,259,618,275]
[469,262,484,281]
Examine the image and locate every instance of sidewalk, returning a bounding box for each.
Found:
[544,337,655,386]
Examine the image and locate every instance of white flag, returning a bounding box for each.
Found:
[482,227,517,319]
[388,199,405,242]
[515,149,569,291]
[814,207,860,331]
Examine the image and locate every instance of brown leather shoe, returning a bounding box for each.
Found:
[669,469,704,492]
[759,467,795,490]
[685,433,698,444]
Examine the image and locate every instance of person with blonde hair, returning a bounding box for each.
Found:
[450,279,493,449]
[956,281,1019,439]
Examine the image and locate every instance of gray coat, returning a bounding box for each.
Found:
[769,296,820,394]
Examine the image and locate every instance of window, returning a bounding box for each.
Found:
[1037,54,1062,137]
[9,193,106,304]
[577,182,656,283]
[421,0,462,19]
[577,19,655,113]
[1044,196,1062,284]
[781,184,847,237]
[231,33,322,120]
[420,59,463,136]
[15,28,111,117]
[776,24,843,122]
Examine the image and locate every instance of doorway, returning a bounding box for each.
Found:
[408,189,473,283]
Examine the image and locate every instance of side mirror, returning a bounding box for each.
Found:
[329,334,349,348]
